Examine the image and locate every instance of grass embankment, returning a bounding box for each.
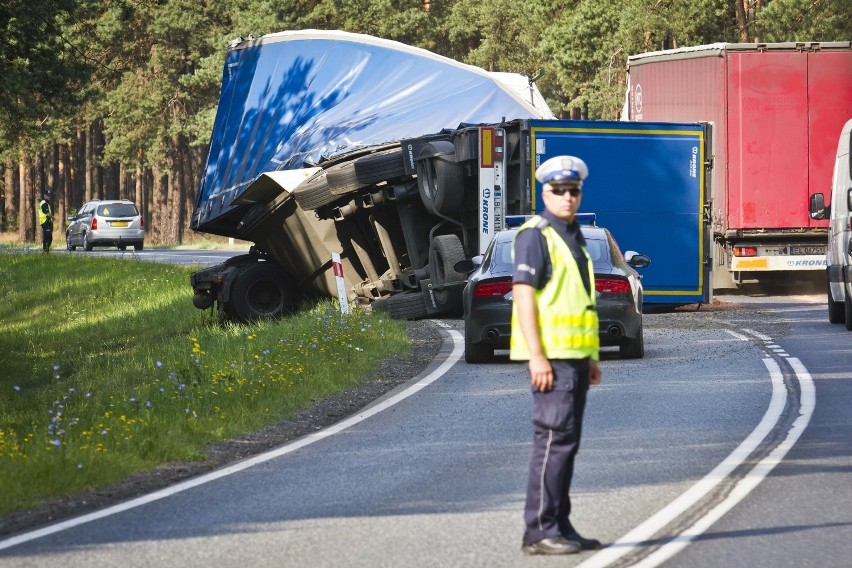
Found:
[0,251,409,515]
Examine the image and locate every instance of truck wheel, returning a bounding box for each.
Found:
[416,141,464,216]
[620,324,645,359]
[464,340,493,364]
[326,161,368,196]
[431,234,466,288]
[292,171,338,210]
[372,291,428,320]
[355,148,406,184]
[828,277,845,324]
[229,262,296,322]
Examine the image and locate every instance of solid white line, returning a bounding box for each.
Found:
[576,357,788,568]
[0,327,464,551]
[631,357,814,567]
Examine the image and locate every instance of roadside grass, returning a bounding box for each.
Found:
[0,252,409,515]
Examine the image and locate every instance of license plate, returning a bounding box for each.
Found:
[111,221,129,227]
[789,245,825,255]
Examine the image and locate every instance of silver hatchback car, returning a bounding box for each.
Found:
[66,199,145,251]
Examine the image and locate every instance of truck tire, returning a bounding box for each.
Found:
[355,148,406,185]
[372,291,428,320]
[416,141,464,216]
[620,324,645,359]
[828,277,845,324]
[431,234,466,288]
[228,262,297,322]
[292,171,338,210]
[326,161,368,196]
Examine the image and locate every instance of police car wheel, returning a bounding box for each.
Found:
[620,324,645,359]
[828,277,845,324]
[464,341,493,364]
[844,292,852,331]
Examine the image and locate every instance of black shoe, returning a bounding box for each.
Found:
[521,536,581,555]
[563,531,602,550]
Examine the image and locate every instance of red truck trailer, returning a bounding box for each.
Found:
[625,42,852,289]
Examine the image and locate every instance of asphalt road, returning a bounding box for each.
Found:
[51,247,246,267]
[0,267,850,567]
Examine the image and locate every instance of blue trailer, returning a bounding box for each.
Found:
[528,120,711,305]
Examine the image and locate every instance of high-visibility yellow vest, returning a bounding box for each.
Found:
[510,216,599,361]
[38,199,52,226]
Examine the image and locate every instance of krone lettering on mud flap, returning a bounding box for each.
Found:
[481,187,491,234]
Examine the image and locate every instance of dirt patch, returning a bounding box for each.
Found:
[0,319,444,538]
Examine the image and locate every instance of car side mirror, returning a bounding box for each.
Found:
[625,251,651,269]
[847,187,852,211]
[809,193,827,220]
[67,215,75,222]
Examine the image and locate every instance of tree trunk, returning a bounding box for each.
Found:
[2,160,16,230]
[735,0,749,42]
[85,126,95,202]
[19,153,34,242]
[57,144,68,234]
[135,164,145,219]
[152,164,168,244]
[75,129,85,206]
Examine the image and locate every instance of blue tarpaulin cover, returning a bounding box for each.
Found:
[192,30,551,231]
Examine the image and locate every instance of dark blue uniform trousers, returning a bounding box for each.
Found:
[523,358,590,544]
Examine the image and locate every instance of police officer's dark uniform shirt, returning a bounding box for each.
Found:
[513,209,592,296]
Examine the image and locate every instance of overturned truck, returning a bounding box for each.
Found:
[189,30,552,320]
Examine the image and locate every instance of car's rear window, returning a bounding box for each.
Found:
[494,241,514,269]
[495,235,612,271]
[97,204,138,217]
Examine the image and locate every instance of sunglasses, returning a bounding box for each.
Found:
[546,186,582,197]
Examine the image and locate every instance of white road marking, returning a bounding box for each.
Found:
[630,357,815,567]
[723,329,750,341]
[578,335,814,568]
[0,326,464,551]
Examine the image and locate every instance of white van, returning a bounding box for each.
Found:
[810,118,852,330]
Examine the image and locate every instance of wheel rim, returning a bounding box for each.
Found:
[246,279,285,316]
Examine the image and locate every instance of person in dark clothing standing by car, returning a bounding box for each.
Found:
[38,189,54,253]
[511,155,603,556]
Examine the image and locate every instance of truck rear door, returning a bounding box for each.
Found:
[528,120,711,305]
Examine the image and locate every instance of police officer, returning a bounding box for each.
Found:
[38,189,54,253]
[512,155,602,555]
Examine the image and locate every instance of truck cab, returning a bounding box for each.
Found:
[810,118,852,329]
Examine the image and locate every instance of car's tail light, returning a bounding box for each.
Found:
[473,278,513,298]
[141,216,145,228]
[91,218,98,230]
[733,246,757,257]
[595,276,630,294]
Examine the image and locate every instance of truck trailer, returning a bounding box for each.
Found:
[190,30,712,321]
[624,41,852,289]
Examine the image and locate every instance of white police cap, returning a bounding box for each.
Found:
[536,155,589,185]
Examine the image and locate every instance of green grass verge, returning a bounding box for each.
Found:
[0,251,410,515]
